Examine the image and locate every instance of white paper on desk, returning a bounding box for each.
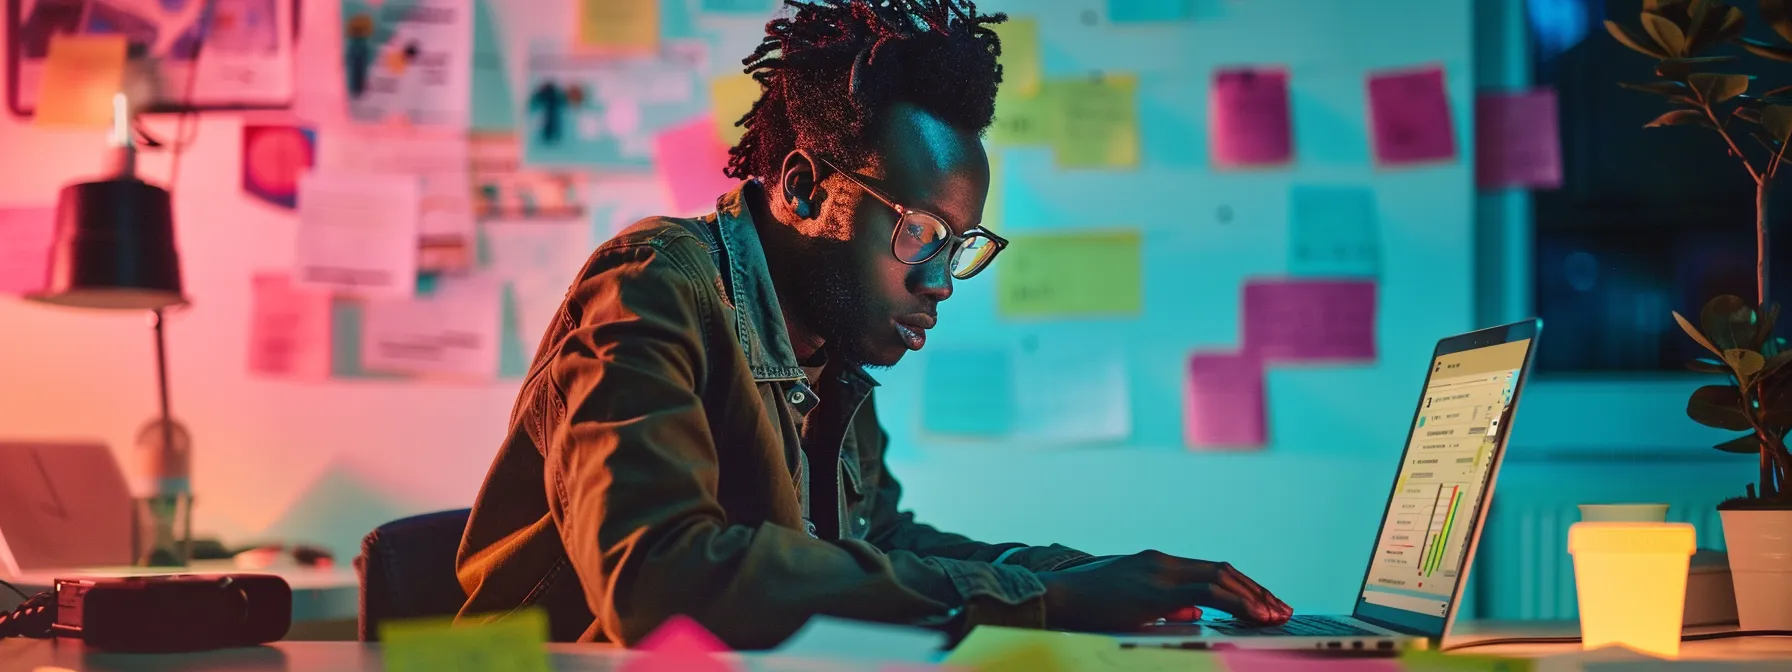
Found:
[1012,337,1131,444]
[315,127,475,272]
[296,172,421,298]
[773,616,944,664]
[360,275,502,379]
[483,219,592,356]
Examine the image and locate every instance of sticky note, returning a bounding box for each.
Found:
[579,0,658,52]
[620,615,742,672]
[1288,185,1380,277]
[1368,66,1457,166]
[1476,89,1562,189]
[947,626,1217,670]
[1220,648,1402,671]
[991,18,1042,97]
[710,74,761,145]
[242,125,317,210]
[1210,68,1293,169]
[1399,649,1534,671]
[701,0,776,13]
[0,207,55,296]
[380,609,551,672]
[1053,75,1140,169]
[248,272,334,380]
[1108,0,1193,22]
[922,347,1014,437]
[984,150,1005,230]
[654,115,740,215]
[34,34,128,128]
[1184,350,1267,449]
[990,88,1061,147]
[1014,339,1131,444]
[1242,279,1377,362]
[996,230,1142,319]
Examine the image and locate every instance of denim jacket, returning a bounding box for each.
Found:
[454,182,1093,648]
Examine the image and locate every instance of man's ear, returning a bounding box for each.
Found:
[779,150,820,219]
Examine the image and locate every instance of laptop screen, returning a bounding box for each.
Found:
[1353,327,1537,637]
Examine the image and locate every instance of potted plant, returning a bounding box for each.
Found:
[1605,0,1792,631]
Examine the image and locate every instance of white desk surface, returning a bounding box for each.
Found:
[3,623,1790,671]
[1,560,359,625]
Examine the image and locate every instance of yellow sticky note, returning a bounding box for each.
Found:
[1051,74,1140,169]
[381,609,552,672]
[1400,649,1535,671]
[710,74,761,145]
[991,17,1042,98]
[579,0,658,52]
[945,626,1216,671]
[989,87,1061,147]
[34,34,128,128]
[996,230,1142,319]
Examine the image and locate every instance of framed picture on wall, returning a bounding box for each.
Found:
[7,0,300,117]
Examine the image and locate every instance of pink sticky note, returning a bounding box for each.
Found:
[654,116,741,215]
[1475,89,1562,189]
[1218,648,1402,671]
[620,614,742,672]
[1185,350,1268,449]
[248,272,334,380]
[1210,68,1293,168]
[1367,66,1457,166]
[0,207,56,295]
[1242,279,1377,362]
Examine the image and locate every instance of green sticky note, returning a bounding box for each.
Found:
[946,626,1217,671]
[381,609,552,672]
[984,149,1005,230]
[990,87,1061,147]
[996,230,1143,319]
[991,17,1042,98]
[1051,74,1140,169]
[1400,649,1535,671]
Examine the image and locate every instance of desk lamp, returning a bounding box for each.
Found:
[25,93,193,567]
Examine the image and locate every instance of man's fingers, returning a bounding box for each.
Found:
[1163,606,1203,622]
[1214,565,1290,618]
[1184,583,1261,622]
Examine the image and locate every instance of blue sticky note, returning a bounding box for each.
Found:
[700,0,776,13]
[1288,185,1381,278]
[921,348,1014,437]
[1108,0,1192,22]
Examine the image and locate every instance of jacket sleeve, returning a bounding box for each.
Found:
[857,420,1100,575]
[546,236,1046,650]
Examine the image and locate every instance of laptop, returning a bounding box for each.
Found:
[1117,319,1542,652]
[0,441,137,578]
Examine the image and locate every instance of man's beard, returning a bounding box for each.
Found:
[785,237,887,370]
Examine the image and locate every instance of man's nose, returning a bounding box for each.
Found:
[909,253,954,302]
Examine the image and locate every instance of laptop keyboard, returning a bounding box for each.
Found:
[1203,615,1381,637]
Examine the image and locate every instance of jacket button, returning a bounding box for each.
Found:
[789,390,806,404]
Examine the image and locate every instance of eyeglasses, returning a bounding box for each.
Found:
[816,156,1007,280]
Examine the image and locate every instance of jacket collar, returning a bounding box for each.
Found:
[712,182,879,390]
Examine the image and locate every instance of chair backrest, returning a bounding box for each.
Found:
[355,508,472,641]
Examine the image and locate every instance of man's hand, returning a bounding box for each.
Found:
[1036,551,1292,632]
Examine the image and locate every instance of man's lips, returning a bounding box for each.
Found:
[894,314,935,351]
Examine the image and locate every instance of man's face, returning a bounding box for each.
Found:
[785,104,990,369]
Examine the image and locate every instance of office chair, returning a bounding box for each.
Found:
[355,508,472,641]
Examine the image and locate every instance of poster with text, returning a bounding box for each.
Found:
[339,0,471,128]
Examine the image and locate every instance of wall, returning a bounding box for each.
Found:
[2,0,1500,615]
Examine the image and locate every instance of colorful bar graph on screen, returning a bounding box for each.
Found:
[1422,487,1464,576]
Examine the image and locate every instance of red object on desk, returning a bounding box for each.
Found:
[620,614,743,672]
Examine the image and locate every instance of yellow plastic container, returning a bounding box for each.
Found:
[1568,522,1697,658]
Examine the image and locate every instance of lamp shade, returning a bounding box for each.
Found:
[27,177,186,310]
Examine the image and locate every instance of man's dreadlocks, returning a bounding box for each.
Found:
[723,0,1007,183]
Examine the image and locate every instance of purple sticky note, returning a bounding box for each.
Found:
[1219,648,1402,671]
[1242,279,1378,362]
[1185,350,1268,449]
[1367,66,1456,166]
[654,115,742,216]
[1476,89,1563,189]
[0,207,56,295]
[1210,67,1293,168]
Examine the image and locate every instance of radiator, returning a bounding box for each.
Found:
[1470,498,1729,620]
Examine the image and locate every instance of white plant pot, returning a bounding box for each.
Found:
[1719,509,1792,630]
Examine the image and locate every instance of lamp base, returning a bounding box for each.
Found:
[133,417,193,568]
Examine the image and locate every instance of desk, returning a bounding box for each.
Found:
[4,623,1790,671]
[1,560,360,640]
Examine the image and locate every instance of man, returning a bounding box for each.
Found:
[456,0,1291,648]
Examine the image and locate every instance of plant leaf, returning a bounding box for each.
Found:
[1718,5,1747,42]
[1727,348,1768,380]
[1608,19,1673,58]
[1690,357,1733,373]
[1737,106,1765,124]
[1755,303,1781,349]
[1763,349,1792,375]
[1739,36,1792,62]
[1761,372,1792,429]
[1766,105,1792,141]
[1715,434,1762,453]
[1620,80,1695,97]
[1690,72,1751,103]
[1689,384,1755,430]
[1676,310,1724,355]
[1647,109,1713,127]
[1702,294,1758,350]
[1644,12,1691,57]
[1763,0,1792,45]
